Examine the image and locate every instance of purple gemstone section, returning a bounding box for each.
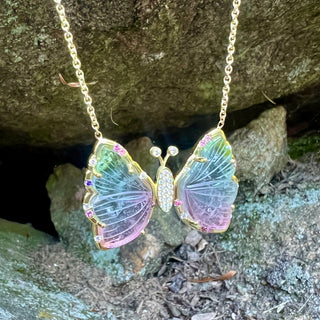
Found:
[84,180,93,186]
[177,132,238,232]
[86,210,94,218]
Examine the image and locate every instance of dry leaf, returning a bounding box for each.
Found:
[188,270,236,283]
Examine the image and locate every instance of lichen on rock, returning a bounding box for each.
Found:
[0,219,106,320]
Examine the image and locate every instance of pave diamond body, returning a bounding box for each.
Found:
[156,167,174,212]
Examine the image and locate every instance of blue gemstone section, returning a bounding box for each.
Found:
[85,180,93,186]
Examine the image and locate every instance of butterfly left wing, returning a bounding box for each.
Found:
[174,128,238,233]
[83,139,156,249]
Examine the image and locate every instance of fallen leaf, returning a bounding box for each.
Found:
[188,270,236,283]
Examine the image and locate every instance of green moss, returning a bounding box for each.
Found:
[288,133,320,159]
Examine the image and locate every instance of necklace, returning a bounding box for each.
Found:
[54,0,241,250]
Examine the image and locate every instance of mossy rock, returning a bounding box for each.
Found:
[0,219,108,320]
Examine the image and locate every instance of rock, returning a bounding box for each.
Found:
[125,136,159,180]
[46,137,190,281]
[0,219,107,320]
[1,1,320,147]
[266,261,312,295]
[46,163,130,282]
[169,273,186,293]
[36,150,319,319]
[167,302,181,317]
[229,106,288,192]
[185,230,203,248]
[191,313,217,320]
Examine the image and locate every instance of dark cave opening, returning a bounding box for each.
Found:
[0,144,92,236]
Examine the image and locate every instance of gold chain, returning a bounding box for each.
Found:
[54,0,240,136]
[54,0,102,140]
[217,0,241,129]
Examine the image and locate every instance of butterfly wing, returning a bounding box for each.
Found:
[83,139,155,249]
[174,128,238,233]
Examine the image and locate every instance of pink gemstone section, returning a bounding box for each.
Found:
[174,199,182,207]
[201,226,213,233]
[86,210,94,218]
[113,144,127,156]
[199,134,212,147]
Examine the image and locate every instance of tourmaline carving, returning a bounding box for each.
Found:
[83,140,155,249]
[83,129,238,250]
[174,129,238,233]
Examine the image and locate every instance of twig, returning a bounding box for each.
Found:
[58,73,97,87]
[261,90,276,105]
[213,247,223,274]
[110,107,119,126]
[168,255,186,263]
[136,300,144,314]
[121,291,134,301]
[199,295,220,303]
[263,301,289,314]
[298,294,313,313]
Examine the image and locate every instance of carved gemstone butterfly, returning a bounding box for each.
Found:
[83,128,238,249]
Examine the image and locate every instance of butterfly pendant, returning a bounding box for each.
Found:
[83,128,238,250]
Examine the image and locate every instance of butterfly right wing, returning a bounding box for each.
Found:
[174,128,238,233]
[83,139,156,249]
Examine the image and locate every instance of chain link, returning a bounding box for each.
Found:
[54,0,240,135]
[217,0,241,129]
[54,0,102,140]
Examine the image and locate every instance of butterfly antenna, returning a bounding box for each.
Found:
[150,146,179,166]
[163,146,179,166]
[150,147,164,166]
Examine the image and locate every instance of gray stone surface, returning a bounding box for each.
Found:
[1,1,320,147]
[229,106,288,192]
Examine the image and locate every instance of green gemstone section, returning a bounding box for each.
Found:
[201,137,233,160]
[96,146,121,173]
